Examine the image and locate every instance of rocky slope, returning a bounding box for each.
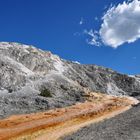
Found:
[0,42,140,118]
[62,104,140,140]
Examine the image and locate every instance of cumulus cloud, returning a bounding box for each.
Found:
[88,0,140,48]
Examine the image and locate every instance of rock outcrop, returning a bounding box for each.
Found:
[0,42,140,118]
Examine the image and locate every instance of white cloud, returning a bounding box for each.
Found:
[79,17,84,25]
[94,17,98,21]
[84,29,101,46]
[88,0,140,48]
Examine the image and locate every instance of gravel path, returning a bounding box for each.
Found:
[63,104,140,140]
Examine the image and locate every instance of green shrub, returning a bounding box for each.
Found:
[40,88,52,97]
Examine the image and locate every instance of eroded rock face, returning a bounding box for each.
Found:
[0,42,139,118]
[65,63,140,96]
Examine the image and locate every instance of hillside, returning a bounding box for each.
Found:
[0,42,140,118]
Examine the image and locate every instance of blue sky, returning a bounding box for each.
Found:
[0,0,140,75]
